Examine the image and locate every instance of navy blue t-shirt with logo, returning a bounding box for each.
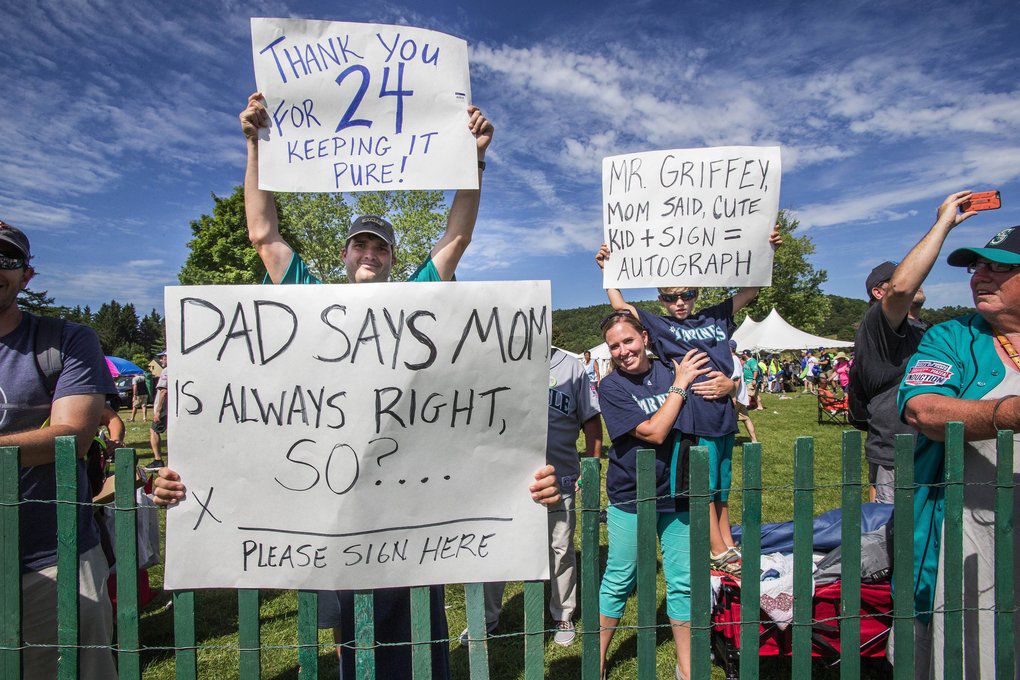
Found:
[598,361,690,513]
[0,313,114,572]
[637,300,737,438]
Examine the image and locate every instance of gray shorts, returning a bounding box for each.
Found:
[868,462,895,504]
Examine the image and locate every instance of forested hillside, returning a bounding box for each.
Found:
[552,294,975,353]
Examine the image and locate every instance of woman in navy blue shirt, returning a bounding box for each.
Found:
[596,311,709,680]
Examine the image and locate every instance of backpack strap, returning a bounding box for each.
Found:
[33,315,66,399]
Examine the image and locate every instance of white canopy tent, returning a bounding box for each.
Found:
[732,308,853,352]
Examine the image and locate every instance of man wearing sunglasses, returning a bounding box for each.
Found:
[849,191,978,504]
[595,225,781,571]
[897,224,1020,677]
[0,221,117,678]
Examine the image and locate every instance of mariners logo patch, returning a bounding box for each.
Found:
[989,228,1013,246]
[905,360,954,386]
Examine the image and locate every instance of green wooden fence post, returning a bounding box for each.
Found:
[115,449,140,679]
[690,444,711,680]
[173,591,197,679]
[791,437,814,678]
[409,586,432,680]
[893,434,915,680]
[354,591,374,680]
[464,582,490,680]
[840,430,862,680]
[296,591,319,680]
[943,422,964,680]
[740,443,762,680]
[0,447,20,680]
[579,457,601,680]
[995,429,1015,679]
[238,589,261,679]
[523,580,544,680]
[55,436,79,680]
[635,448,656,680]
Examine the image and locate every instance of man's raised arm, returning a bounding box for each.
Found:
[241,92,295,284]
[882,191,976,328]
[428,105,494,281]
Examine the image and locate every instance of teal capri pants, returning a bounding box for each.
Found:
[698,434,735,503]
[598,505,691,621]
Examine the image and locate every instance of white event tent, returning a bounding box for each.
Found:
[733,308,853,352]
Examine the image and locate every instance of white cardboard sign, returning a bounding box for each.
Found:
[162,281,551,590]
[250,18,478,192]
[601,146,782,289]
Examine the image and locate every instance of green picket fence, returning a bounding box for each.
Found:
[0,425,1014,678]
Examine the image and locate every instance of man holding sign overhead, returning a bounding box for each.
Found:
[153,20,563,680]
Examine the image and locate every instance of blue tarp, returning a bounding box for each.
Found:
[730,502,894,555]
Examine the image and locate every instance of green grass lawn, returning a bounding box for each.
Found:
[117,391,886,679]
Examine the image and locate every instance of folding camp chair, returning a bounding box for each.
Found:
[817,391,849,425]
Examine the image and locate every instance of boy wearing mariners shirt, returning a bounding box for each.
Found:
[469,347,603,646]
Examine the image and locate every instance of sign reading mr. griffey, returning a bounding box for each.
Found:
[162,281,551,590]
[601,146,782,289]
[251,18,478,192]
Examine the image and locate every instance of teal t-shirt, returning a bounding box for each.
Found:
[742,357,759,383]
[896,313,1004,622]
[264,252,442,285]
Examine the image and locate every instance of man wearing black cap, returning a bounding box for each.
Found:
[898,223,1020,676]
[849,191,979,503]
[0,221,117,677]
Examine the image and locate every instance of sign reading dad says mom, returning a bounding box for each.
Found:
[250,18,477,192]
[162,281,551,591]
[601,146,782,289]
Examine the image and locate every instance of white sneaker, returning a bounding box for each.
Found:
[553,620,575,646]
[458,627,469,646]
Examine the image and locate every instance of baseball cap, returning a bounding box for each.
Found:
[947,226,1020,267]
[865,261,897,298]
[346,215,396,249]
[0,221,31,260]
[728,339,738,351]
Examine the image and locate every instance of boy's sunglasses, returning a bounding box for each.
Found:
[659,291,698,303]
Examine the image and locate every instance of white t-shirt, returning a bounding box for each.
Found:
[731,354,749,406]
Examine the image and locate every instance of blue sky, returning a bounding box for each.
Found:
[3,0,1019,315]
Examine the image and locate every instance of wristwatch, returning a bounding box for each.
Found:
[668,386,687,399]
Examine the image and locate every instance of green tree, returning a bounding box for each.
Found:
[93,301,139,355]
[17,288,61,316]
[178,187,450,285]
[695,210,830,332]
[178,187,276,285]
[138,309,165,355]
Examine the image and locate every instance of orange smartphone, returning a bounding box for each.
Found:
[961,190,1001,212]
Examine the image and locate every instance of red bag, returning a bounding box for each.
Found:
[712,576,892,659]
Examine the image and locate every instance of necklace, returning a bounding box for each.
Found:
[994,328,1020,372]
